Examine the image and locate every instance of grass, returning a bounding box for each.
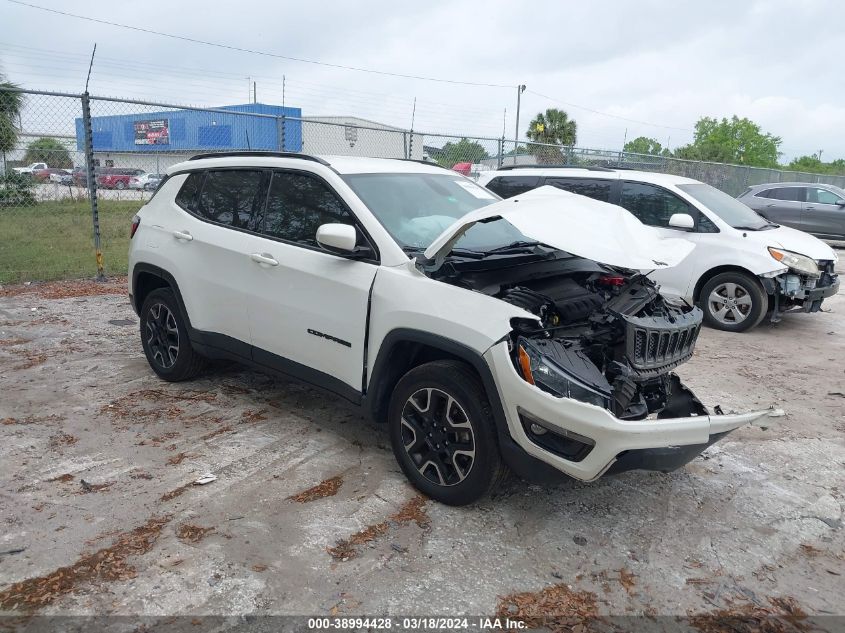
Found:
[0,200,143,284]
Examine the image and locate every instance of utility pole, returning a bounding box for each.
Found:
[282,75,286,108]
[253,81,257,104]
[513,84,526,165]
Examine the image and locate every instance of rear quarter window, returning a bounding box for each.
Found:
[485,175,541,198]
[174,172,204,211]
[543,177,612,202]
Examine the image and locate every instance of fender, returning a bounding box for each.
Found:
[364,328,566,484]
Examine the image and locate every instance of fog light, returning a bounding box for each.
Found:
[529,423,548,435]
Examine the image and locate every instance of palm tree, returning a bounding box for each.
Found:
[526,108,577,147]
[0,75,24,174]
[525,108,577,165]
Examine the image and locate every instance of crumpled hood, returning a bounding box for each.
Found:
[740,224,838,262]
[422,186,695,270]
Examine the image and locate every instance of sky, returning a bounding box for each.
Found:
[1,0,843,161]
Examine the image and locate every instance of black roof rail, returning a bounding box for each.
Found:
[188,151,330,166]
[496,164,615,172]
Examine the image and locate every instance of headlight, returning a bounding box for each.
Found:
[768,247,819,277]
[516,339,610,409]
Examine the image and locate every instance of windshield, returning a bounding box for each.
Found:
[343,173,532,252]
[678,183,774,230]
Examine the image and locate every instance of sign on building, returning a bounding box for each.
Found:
[134,119,170,145]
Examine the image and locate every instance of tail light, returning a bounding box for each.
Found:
[130,215,140,239]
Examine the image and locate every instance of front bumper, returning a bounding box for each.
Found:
[484,341,779,481]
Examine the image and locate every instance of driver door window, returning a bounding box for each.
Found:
[808,188,841,205]
[263,171,355,246]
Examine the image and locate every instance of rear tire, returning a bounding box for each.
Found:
[699,272,768,332]
[139,288,206,381]
[387,360,508,506]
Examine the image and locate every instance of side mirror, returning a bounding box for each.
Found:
[668,213,695,230]
[836,199,845,207]
[316,223,358,254]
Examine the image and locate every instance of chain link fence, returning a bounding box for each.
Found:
[2,87,844,284]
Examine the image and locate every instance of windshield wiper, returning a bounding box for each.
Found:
[403,245,487,259]
[480,240,544,255]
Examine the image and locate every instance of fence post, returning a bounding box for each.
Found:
[81,92,105,281]
[278,115,286,151]
[408,129,414,160]
[498,137,504,168]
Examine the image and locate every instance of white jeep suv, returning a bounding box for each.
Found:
[478,167,840,332]
[128,153,777,505]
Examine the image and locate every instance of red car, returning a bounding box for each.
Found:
[97,168,146,190]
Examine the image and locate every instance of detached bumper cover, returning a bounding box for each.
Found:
[485,342,780,481]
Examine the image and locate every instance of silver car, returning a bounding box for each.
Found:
[738,182,845,240]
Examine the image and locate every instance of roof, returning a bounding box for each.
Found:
[479,166,702,186]
[746,181,844,189]
[303,116,408,132]
[166,153,450,176]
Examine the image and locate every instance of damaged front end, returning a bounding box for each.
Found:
[502,271,707,425]
[764,258,840,322]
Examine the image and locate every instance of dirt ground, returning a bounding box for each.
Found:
[0,259,843,626]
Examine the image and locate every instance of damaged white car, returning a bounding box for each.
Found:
[128,154,780,505]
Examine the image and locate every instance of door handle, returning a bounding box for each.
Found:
[250,252,279,267]
[173,230,193,241]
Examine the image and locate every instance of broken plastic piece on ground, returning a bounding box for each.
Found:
[193,473,217,485]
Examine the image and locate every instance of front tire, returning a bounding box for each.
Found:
[139,288,206,381]
[699,272,768,332]
[387,360,507,505]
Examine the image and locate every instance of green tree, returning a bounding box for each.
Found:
[0,76,23,173]
[785,155,845,176]
[23,137,72,168]
[436,138,489,168]
[525,108,577,164]
[624,136,663,155]
[673,116,781,167]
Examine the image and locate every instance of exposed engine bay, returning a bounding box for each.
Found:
[433,254,707,421]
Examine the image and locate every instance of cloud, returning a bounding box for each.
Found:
[1,0,843,160]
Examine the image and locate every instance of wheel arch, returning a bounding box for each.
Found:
[365,329,507,433]
[131,263,192,328]
[692,265,768,303]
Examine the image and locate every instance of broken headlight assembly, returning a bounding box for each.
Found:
[768,247,819,278]
[515,338,611,409]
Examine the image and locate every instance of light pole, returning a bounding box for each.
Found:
[514,84,526,165]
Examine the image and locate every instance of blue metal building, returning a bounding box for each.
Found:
[75,103,302,155]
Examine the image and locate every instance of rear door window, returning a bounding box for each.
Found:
[484,175,541,198]
[765,187,804,202]
[543,177,612,202]
[195,170,267,231]
[619,182,693,228]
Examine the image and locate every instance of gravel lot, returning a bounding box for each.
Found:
[0,259,843,626]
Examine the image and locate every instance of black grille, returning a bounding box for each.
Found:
[623,307,702,373]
